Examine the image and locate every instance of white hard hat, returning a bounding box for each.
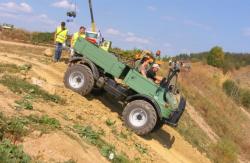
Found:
[152,63,160,69]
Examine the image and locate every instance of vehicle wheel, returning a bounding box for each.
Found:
[122,100,157,135]
[64,64,94,96]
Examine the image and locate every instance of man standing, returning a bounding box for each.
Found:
[54,22,68,62]
[70,26,86,56]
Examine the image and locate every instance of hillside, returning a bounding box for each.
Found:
[0,40,211,163]
[232,66,250,89]
[178,62,250,162]
[0,38,249,163]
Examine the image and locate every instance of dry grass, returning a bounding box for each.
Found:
[179,62,250,161]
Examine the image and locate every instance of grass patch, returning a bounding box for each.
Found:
[0,113,29,141]
[15,98,33,110]
[27,115,61,131]
[0,64,20,73]
[176,112,211,154]
[0,75,63,104]
[0,139,31,163]
[118,131,129,140]
[180,76,250,161]
[0,112,60,141]
[0,63,32,74]
[18,64,32,72]
[106,118,116,127]
[73,125,132,162]
[135,143,148,155]
[223,79,250,109]
[209,138,238,163]
[63,159,77,163]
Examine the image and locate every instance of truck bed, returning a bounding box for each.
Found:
[74,38,127,78]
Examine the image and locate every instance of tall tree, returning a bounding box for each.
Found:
[207,46,225,68]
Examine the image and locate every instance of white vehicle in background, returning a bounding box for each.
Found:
[1,23,14,30]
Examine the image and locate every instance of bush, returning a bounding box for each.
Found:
[210,138,238,163]
[240,90,250,109]
[223,80,250,109]
[207,46,225,68]
[223,80,239,101]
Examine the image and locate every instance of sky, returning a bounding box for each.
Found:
[1,0,250,56]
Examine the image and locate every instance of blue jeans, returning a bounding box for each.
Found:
[54,43,63,61]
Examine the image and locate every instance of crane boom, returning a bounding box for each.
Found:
[88,0,96,32]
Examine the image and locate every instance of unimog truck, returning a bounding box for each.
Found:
[64,38,186,135]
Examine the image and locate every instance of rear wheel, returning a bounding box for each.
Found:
[64,64,94,96]
[122,100,157,135]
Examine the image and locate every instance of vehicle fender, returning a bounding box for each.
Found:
[126,94,162,119]
[69,57,99,80]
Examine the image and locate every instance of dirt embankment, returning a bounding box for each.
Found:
[0,40,210,163]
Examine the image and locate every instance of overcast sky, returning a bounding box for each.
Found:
[1,0,250,56]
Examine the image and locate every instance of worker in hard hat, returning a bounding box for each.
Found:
[146,63,163,84]
[70,26,86,56]
[134,50,154,68]
[54,22,68,62]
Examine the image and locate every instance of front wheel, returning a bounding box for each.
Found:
[64,64,94,96]
[122,100,157,135]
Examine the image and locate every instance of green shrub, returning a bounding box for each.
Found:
[207,46,225,68]
[223,80,250,109]
[240,90,250,109]
[210,138,238,163]
[0,139,31,163]
[223,80,240,102]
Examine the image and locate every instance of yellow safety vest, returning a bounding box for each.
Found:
[72,32,86,47]
[55,27,68,44]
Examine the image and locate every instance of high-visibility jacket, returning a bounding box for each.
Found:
[72,32,86,47]
[55,26,68,44]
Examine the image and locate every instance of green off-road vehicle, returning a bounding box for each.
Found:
[64,38,186,135]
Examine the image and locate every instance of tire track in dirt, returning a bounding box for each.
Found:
[0,53,63,77]
[0,53,63,85]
